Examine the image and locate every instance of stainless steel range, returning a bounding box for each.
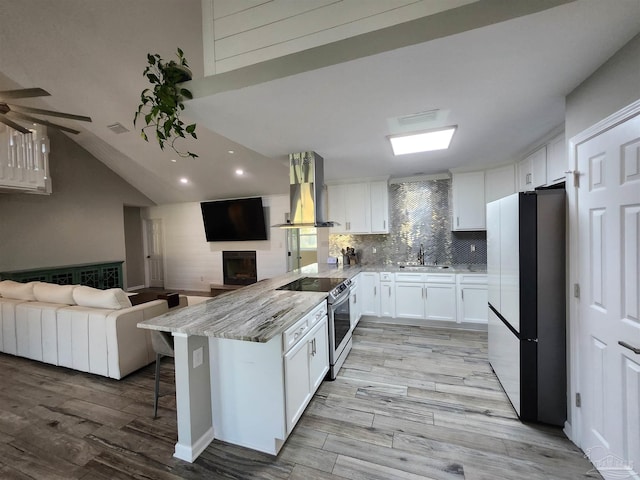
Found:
[277,277,353,379]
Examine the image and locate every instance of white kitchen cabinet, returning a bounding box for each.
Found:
[210,301,328,454]
[546,134,566,185]
[394,272,456,322]
[328,183,370,234]
[485,164,516,204]
[452,171,486,231]
[518,146,547,191]
[284,317,328,433]
[456,274,488,324]
[328,181,389,234]
[379,272,395,317]
[369,181,390,233]
[425,283,457,322]
[349,275,362,328]
[394,282,424,319]
[359,272,380,316]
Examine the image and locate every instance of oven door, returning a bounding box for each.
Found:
[329,290,352,364]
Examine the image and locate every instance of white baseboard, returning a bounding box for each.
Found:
[360,315,488,331]
[173,425,214,463]
[127,284,145,291]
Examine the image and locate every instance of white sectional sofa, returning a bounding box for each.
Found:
[0,280,171,379]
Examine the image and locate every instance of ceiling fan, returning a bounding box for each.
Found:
[0,87,92,135]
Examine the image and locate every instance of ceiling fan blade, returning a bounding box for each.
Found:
[0,88,50,100]
[7,104,92,122]
[0,115,30,134]
[8,111,80,134]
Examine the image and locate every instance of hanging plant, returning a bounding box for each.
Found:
[134,48,198,158]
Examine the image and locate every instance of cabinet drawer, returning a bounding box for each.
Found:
[379,272,393,282]
[395,272,423,282]
[307,301,327,329]
[424,273,456,284]
[283,318,309,352]
[458,274,488,285]
[283,301,327,352]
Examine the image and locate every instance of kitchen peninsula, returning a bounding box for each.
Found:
[138,262,486,462]
[137,263,359,462]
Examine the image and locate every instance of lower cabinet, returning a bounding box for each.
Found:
[394,273,457,322]
[284,318,329,433]
[395,282,424,319]
[210,301,328,455]
[349,276,362,328]
[359,272,380,316]
[457,274,488,324]
[425,283,457,322]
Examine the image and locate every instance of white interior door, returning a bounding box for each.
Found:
[144,218,164,288]
[577,112,640,480]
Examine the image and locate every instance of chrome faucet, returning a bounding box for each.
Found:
[417,243,425,265]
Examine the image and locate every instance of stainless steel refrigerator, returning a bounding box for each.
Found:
[487,189,566,426]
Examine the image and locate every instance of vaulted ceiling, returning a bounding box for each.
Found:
[1,0,639,204]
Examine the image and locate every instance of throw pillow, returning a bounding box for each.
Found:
[33,283,77,305]
[0,280,38,301]
[73,286,133,310]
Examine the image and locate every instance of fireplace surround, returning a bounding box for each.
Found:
[222,251,257,286]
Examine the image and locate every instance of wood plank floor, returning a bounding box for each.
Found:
[0,320,601,479]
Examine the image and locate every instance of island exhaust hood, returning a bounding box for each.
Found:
[273,151,337,228]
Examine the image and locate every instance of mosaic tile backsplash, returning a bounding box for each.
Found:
[329,179,487,266]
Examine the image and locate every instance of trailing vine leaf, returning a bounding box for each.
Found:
[134,48,198,158]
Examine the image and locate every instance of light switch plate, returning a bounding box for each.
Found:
[193,346,203,368]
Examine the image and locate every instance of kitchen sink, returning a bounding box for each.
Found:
[398,264,451,270]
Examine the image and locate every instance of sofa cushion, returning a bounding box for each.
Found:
[0,280,38,301]
[33,283,77,305]
[72,286,132,310]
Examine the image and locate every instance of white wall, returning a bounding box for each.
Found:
[0,129,154,273]
[566,32,640,141]
[144,195,289,292]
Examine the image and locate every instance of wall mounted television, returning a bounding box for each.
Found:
[200,197,268,242]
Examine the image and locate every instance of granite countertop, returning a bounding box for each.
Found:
[137,263,484,343]
[137,263,362,342]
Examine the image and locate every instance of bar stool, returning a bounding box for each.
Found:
[151,331,174,419]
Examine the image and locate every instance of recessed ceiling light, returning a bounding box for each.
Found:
[171,159,177,163]
[235,169,244,176]
[388,126,457,155]
[179,177,189,184]
[228,150,235,154]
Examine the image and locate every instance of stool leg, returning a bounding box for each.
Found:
[153,353,162,419]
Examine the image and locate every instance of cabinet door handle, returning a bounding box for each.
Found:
[311,338,317,356]
[619,341,640,354]
[388,286,391,297]
[374,286,377,296]
[354,293,357,304]
[456,216,459,227]
[461,290,464,301]
[383,220,386,230]
[421,287,424,299]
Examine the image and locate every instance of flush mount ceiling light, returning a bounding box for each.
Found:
[388,125,457,156]
[179,177,189,184]
[235,168,244,176]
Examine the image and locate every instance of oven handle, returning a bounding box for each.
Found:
[331,289,351,310]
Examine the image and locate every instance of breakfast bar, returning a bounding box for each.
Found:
[137,263,358,462]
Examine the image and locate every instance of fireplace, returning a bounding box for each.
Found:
[223,251,257,286]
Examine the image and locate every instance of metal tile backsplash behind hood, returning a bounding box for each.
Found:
[274,151,337,228]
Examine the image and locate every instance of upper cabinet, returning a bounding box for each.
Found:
[369,181,390,233]
[546,134,566,185]
[328,181,389,234]
[518,146,547,191]
[452,171,486,231]
[518,133,567,191]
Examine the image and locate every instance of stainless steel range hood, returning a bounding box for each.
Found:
[274,151,337,228]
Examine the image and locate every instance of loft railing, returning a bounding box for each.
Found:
[0,124,51,194]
